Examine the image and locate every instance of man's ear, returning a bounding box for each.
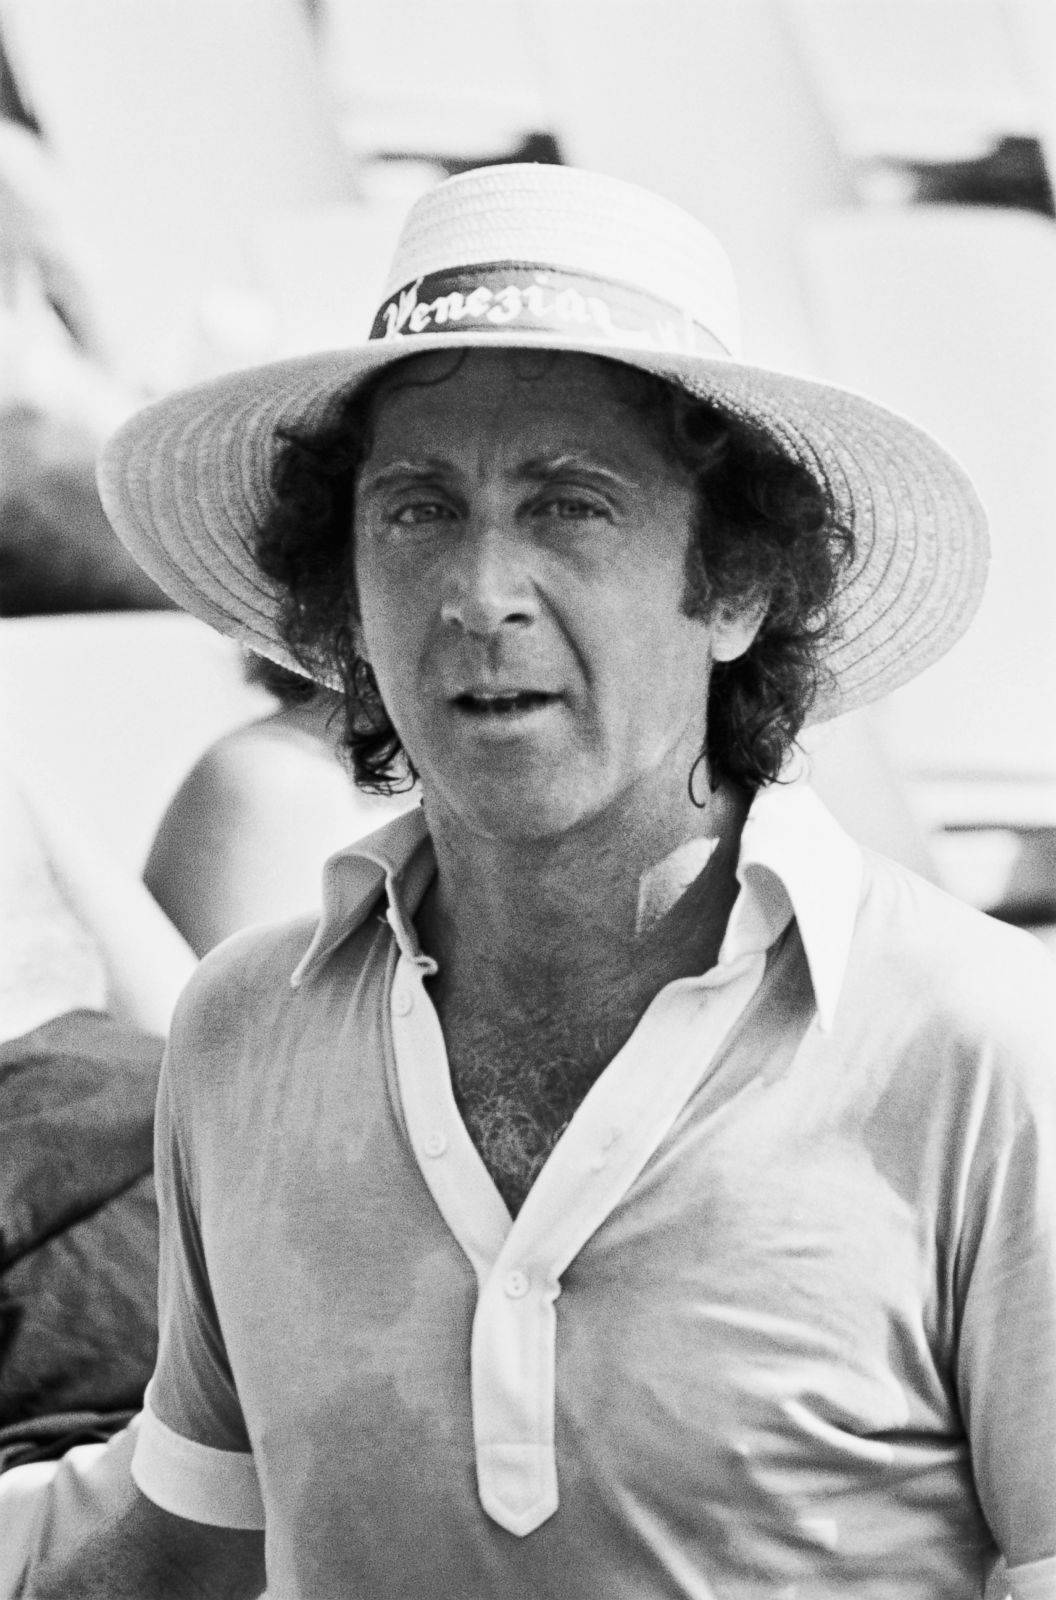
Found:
[710,592,769,664]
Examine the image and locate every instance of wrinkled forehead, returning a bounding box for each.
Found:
[370,345,660,405]
[359,347,690,470]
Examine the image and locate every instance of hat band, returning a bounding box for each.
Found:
[369,261,730,358]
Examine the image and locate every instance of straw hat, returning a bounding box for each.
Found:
[97,162,988,720]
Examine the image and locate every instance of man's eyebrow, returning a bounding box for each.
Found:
[357,457,451,490]
[360,452,636,492]
[518,453,634,489]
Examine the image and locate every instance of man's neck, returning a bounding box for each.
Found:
[417,778,751,1011]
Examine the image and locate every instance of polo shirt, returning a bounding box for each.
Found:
[132,781,1056,1599]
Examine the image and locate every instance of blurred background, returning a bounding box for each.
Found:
[0,0,1053,947]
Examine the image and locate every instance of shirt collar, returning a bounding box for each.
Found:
[719,778,862,1030]
[291,805,435,987]
[291,780,862,1029]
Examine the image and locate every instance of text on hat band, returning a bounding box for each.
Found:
[369,263,730,358]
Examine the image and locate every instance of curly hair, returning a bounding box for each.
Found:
[252,354,853,795]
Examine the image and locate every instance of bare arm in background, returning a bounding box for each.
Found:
[144,700,400,957]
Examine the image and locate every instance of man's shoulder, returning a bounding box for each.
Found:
[167,911,375,1064]
[851,848,1055,1060]
[187,913,317,994]
[856,846,1051,967]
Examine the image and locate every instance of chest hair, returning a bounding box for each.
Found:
[418,814,742,1217]
[434,990,645,1217]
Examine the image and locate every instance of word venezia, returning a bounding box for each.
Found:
[375,271,698,352]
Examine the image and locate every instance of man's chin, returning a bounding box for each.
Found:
[421,779,605,849]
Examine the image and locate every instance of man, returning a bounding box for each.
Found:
[33,164,1055,1597]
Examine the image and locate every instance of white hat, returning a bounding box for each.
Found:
[97,162,988,719]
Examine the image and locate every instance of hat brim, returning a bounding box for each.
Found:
[97,331,988,722]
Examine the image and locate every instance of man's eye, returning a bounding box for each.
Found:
[391,502,455,526]
[533,496,606,521]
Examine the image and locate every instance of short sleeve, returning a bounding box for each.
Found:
[131,1043,264,1528]
[955,959,1056,1577]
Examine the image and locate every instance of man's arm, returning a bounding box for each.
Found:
[955,940,1056,1587]
[26,1486,265,1600]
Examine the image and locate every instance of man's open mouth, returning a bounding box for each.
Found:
[452,691,558,717]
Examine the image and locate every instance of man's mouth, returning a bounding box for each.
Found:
[452,690,558,717]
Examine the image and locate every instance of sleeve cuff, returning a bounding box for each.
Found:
[131,1395,265,1529]
[1007,1556,1056,1600]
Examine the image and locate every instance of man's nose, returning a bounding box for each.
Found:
[439,522,537,637]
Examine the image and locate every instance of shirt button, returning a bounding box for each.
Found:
[504,1269,530,1299]
[422,1131,447,1158]
[392,985,413,1016]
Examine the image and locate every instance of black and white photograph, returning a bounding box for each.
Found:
[0,3,1054,1596]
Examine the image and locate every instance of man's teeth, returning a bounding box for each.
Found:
[460,691,548,711]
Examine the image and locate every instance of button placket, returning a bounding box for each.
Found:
[470,954,768,1537]
[472,1265,559,1536]
[388,950,510,1276]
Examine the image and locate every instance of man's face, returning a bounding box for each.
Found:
[353,349,757,842]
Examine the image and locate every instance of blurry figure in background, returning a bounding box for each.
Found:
[143,653,403,957]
